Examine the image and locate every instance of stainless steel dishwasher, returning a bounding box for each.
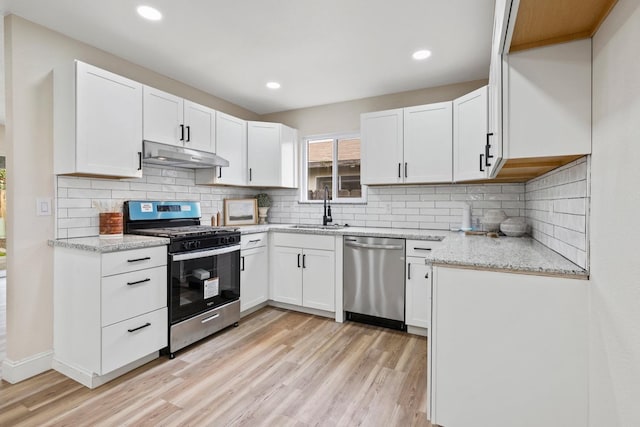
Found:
[343,236,406,330]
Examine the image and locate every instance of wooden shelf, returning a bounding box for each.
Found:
[510,0,618,52]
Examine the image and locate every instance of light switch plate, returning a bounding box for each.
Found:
[36,197,52,216]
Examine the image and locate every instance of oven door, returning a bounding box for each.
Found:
[169,245,240,324]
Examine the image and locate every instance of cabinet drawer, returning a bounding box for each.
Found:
[101,307,168,375]
[241,232,268,250]
[272,232,335,250]
[101,266,167,327]
[406,239,443,258]
[102,245,166,277]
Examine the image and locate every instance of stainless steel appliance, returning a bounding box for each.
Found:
[124,201,241,358]
[343,236,406,330]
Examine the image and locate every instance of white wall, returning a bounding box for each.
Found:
[590,0,640,425]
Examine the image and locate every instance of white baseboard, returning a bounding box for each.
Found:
[2,350,53,383]
[268,300,335,319]
[407,325,429,337]
[53,352,159,389]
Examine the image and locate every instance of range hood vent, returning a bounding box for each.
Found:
[142,140,229,169]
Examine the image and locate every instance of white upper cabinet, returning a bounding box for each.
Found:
[54,60,143,178]
[196,111,247,186]
[143,86,216,153]
[247,121,298,188]
[183,100,216,152]
[362,104,453,185]
[503,39,592,159]
[361,109,404,185]
[453,86,489,182]
[404,102,453,183]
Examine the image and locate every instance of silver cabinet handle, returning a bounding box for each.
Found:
[201,313,220,324]
[345,241,404,250]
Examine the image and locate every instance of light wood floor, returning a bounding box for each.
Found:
[0,275,6,368]
[0,307,431,427]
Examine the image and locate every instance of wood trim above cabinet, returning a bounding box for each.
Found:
[509,0,618,52]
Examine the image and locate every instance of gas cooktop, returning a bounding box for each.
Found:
[133,225,238,239]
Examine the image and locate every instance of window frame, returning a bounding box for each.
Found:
[299,132,367,204]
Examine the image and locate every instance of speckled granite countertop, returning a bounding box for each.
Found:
[245,224,588,278]
[48,235,170,253]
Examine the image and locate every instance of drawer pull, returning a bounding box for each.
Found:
[127,256,151,263]
[127,278,151,286]
[249,239,261,243]
[127,322,151,333]
[201,313,220,324]
[413,247,432,251]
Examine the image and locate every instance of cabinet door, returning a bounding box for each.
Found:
[404,102,453,183]
[302,249,335,311]
[405,258,431,329]
[183,100,215,153]
[453,86,488,182]
[271,246,303,305]
[75,62,143,178]
[240,246,269,312]
[361,109,404,185]
[486,49,504,178]
[280,125,299,189]
[504,39,592,159]
[247,121,282,186]
[215,112,247,186]
[143,86,184,147]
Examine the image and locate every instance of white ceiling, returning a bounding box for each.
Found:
[0,0,494,118]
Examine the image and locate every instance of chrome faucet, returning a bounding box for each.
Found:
[323,185,333,226]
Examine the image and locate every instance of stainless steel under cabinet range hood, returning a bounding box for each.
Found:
[142,140,230,169]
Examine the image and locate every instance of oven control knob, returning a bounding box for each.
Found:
[220,237,228,244]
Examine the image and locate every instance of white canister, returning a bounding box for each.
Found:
[461,203,472,231]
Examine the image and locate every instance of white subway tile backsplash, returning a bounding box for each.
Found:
[525,156,589,269]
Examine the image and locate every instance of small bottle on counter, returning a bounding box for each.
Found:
[216,211,222,227]
[211,214,217,226]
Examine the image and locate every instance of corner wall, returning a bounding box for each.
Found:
[590,0,640,425]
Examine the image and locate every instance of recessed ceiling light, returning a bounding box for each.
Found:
[266,82,281,90]
[137,5,162,21]
[412,49,432,61]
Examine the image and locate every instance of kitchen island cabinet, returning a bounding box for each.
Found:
[429,266,588,427]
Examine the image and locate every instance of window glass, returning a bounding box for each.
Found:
[306,139,333,201]
[336,138,361,199]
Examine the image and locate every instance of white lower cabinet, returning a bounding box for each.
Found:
[430,266,588,427]
[240,233,269,313]
[405,258,431,329]
[270,233,335,312]
[53,245,168,388]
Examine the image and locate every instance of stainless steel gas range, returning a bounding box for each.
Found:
[124,201,241,358]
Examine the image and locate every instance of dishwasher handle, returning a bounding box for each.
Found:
[345,241,404,250]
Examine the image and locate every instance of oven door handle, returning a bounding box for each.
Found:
[171,244,240,261]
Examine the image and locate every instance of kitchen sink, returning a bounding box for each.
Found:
[291,224,347,230]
